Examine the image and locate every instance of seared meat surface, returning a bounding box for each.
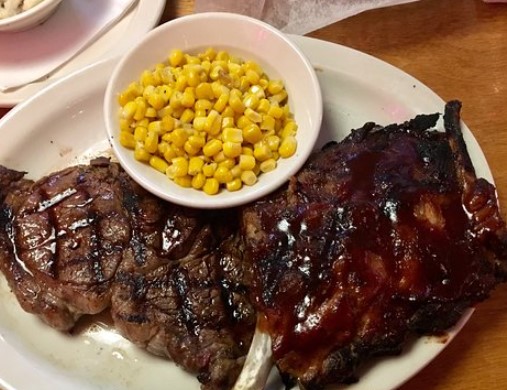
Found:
[0,158,255,390]
[241,101,507,389]
[111,192,255,389]
[0,159,130,330]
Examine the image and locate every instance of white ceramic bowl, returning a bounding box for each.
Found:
[0,0,62,32]
[104,12,322,209]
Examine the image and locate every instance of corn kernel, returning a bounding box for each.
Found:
[202,162,218,177]
[267,80,284,95]
[279,135,297,158]
[169,128,188,147]
[204,110,222,135]
[145,107,157,118]
[260,115,276,132]
[181,87,195,107]
[122,101,137,119]
[191,173,206,189]
[186,70,201,87]
[229,94,245,113]
[119,131,136,149]
[226,178,242,192]
[149,156,169,173]
[213,88,230,112]
[257,98,270,113]
[243,93,259,110]
[239,154,256,171]
[195,82,214,100]
[134,126,148,141]
[244,108,262,123]
[167,157,188,178]
[260,158,277,173]
[242,124,262,144]
[161,115,175,132]
[180,108,195,124]
[214,166,233,184]
[148,120,162,134]
[188,156,205,175]
[203,178,220,195]
[148,94,166,110]
[188,135,205,149]
[134,145,152,162]
[254,141,272,162]
[241,170,257,186]
[222,116,235,129]
[193,116,207,131]
[223,142,242,158]
[236,115,253,130]
[231,165,242,178]
[222,128,243,143]
[265,135,281,151]
[184,141,201,156]
[144,131,159,153]
[174,175,192,188]
[203,139,222,157]
[281,120,298,138]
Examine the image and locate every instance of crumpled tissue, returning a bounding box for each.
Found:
[194,0,420,35]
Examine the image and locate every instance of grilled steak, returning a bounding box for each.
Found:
[0,159,255,390]
[110,190,255,390]
[0,159,130,330]
[241,101,507,389]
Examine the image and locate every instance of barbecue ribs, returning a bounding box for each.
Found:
[240,101,507,389]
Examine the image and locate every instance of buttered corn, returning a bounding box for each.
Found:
[117,47,298,195]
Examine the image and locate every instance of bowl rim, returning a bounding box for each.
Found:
[0,0,62,27]
[104,11,323,209]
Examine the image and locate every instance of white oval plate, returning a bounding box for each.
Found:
[0,35,493,390]
[0,0,165,108]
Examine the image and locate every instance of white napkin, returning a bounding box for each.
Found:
[194,0,420,35]
[0,0,137,92]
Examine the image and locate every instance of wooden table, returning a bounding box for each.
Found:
[2,0,507,389]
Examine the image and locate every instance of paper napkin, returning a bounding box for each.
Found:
[194,0,420,35]
[0,0,137,92]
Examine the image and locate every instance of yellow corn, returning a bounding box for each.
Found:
[279,135,297,158]
[203,139,222,157]
[242,124,262,144]
[191,173,206,189]
[144,131,159,153]
[239,154,256,171]
[134,126,148,142]
[119,131,136,149]
[134,145,152,162]
[188,156,205,175]
[174,175,192,188]
[117,47,298,194]
[253,141,272,162]
[241,170,257,186]
[149,156,169,173]
[195,82,214,99]
[226,178,242,192]
[260,158,277,173]
[203,178,220,195]
[166,157,188,178]
[202,162,217,177]
[223,142,242,158]
[214,166,233,184]
[244,108,262,123]
[222,128,243,143]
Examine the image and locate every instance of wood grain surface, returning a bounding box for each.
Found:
[1,0,507,389]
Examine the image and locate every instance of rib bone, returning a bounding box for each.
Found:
[232,319,273,390]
